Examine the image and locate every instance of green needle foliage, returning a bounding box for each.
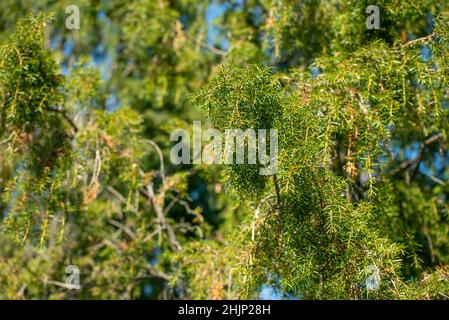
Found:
[1,0,449,300]
[0,13,211,299]
[182,2,449,299]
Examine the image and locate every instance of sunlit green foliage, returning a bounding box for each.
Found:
[1,0,449,300]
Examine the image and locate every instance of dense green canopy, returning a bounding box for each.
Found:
[1,0,449,299]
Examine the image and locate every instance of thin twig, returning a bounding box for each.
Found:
[389,134,441,178]
[185,33,227,56]
[411,134,440,180]
[252,194,275,241]
[402,33,434,48]
[45,107,78,133]
[108,219,136,239]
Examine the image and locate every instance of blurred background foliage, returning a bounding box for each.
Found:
[0,0,449,299]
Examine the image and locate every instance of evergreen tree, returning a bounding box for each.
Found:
[1,0,449,300]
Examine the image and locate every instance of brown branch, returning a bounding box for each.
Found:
[45,107,78,134]
[411,134,441,180]
[401,33,434,48]
[108,219,136,239]
[389,134,441,178]
[146,265,170,281]
[185,33,227,57]
[147,180,181,251]
[140,168,181,251]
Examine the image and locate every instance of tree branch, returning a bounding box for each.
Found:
[401,33,434,48]
[411,134,441,180]
[45,107,78,134]
[389,134,441,179]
